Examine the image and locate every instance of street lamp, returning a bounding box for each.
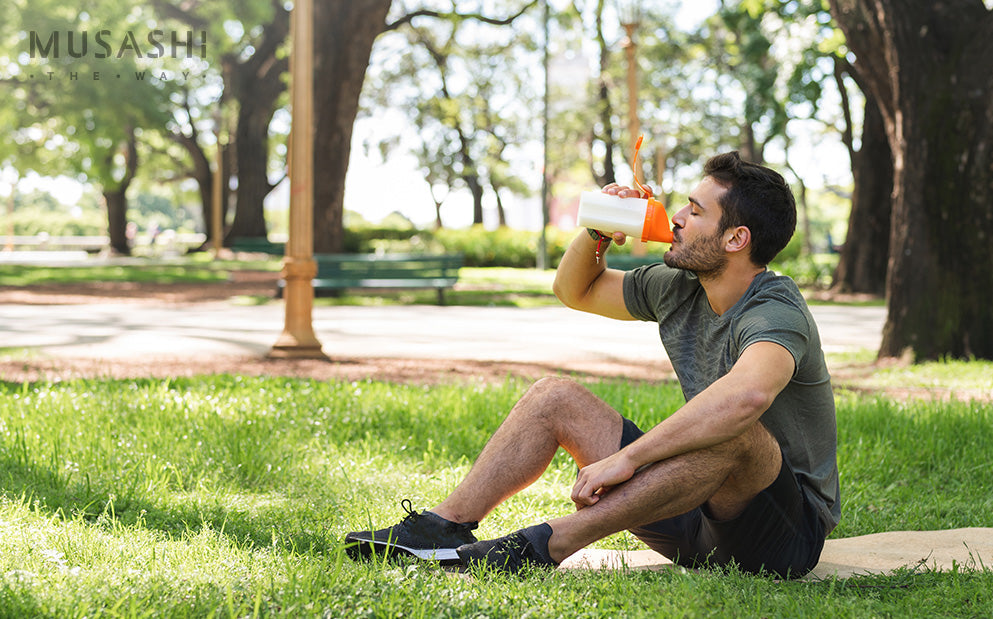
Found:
[617,0,647,255]
[270,0,326,359]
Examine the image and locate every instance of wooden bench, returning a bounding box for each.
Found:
[230,237,286,255]
[279,253,464,305]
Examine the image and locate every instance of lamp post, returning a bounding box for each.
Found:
[617,0,646,255]
[538,0,550,271]
[270,0,326,359]
[617,0,641,157]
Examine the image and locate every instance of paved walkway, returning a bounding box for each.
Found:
[1,301,886,365]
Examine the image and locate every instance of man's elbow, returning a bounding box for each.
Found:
[552,278,585,310]
[736,387,777,424]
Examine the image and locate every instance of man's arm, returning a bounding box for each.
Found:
[552,229,636,321]
[571,341,795,507]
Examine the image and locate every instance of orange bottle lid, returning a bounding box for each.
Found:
[642,198,673,243]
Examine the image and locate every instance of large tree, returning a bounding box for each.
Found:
[828,0,993,360]
[153,0,289,246]
[310,1,536,253]
[4,0,176,254]
[830,57,892,296]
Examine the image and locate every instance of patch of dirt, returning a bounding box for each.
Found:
[0,355,673,386]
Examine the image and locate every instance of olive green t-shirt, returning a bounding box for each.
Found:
[623,264,840,533]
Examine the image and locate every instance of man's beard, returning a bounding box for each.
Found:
[663,229,728,279]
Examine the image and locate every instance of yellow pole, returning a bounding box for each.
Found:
[622,22,646,256]
[211,139,224,258]
[270,0,325,359]
[623,23,640,153]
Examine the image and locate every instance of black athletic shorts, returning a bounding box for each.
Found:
[619,417,826,579]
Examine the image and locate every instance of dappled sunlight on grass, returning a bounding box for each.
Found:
[0,373,991,615]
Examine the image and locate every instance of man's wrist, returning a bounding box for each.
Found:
[586,228,611,243]
[587,228,611,263]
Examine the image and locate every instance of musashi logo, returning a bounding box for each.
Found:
[28,30,207,59]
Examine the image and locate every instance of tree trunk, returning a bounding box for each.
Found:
[173,128,215,244]
[104,189,130,255]
[590,0,616,187]
[494,187,507,227]
[224,0,290,245]
[464,164,484,225]
[226,95,278,241]
[312,0,392,254]
[829,0,993,360]
[103,128,138,256]
[832,92,892,295]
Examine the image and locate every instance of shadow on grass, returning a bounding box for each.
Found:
[0,447,341,557]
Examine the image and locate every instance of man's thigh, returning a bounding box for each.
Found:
[619,417,825,579]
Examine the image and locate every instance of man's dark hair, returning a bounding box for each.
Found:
[704,152,797,266]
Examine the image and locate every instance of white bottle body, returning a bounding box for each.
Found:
[576,191,648,237]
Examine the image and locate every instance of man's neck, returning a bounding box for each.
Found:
[699,262,766,316]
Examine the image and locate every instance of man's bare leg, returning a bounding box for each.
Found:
[544,419,783,563]
[431,377,624,524]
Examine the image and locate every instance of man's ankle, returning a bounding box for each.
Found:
[428,506,464,524]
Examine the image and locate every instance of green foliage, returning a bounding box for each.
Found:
[771,251,839,288]
[0,263,231,286]
[342,211,578,268]
[7,186,203,236]
[433,225,573,268]
[7,197,105,236]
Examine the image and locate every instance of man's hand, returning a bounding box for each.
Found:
[602,181,652,200]
[571,450,638,509]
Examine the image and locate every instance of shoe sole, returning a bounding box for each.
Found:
[345,538,461,564]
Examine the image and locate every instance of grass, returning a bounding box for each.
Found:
[1,374,991,617]
[0,255,280,287]
[828,354,993,399]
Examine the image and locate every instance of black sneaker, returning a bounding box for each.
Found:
[456,523,558,574]
[344,499,479,563]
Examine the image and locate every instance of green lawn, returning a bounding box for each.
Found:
[1,374,990,617]
[0,255,280,287]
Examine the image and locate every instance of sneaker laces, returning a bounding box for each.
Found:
[398,498,479,535]
[398,498,422,527]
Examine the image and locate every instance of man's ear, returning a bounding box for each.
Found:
[724,226,751,254]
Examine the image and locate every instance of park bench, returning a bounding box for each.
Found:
[230,237,286,255]
[279,253,464,305]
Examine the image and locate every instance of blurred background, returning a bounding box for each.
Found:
[4,0,993,361]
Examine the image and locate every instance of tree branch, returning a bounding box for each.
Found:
[384,0,539,32]
[833,56,855,160]
[150,0,210,31]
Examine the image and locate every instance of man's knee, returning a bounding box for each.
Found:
[516,376,623,464]
[530,376,585,397]
[519,376,589,414]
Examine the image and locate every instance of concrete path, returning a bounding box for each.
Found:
[0,301,886,364]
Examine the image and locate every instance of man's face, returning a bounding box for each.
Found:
[663,177,729,277]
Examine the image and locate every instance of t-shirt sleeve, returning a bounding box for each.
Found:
[734,299,811,375]
[622,263,691,323]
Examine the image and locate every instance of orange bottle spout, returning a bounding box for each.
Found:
[642,197,673,243]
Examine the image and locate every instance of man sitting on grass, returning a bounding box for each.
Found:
[345,152,840,579]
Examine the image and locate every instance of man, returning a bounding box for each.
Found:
[345,152,839,579]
